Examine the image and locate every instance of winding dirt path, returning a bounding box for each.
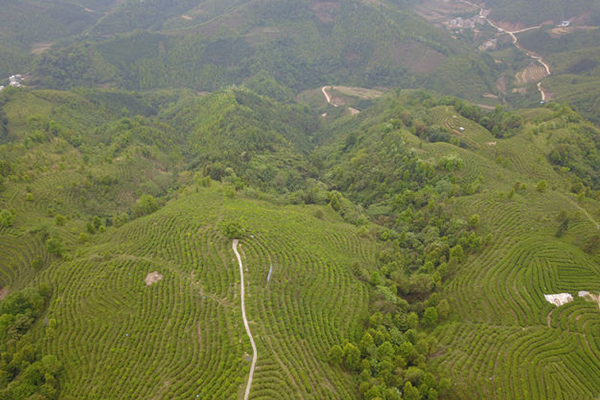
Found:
[546,308,554,327]
[321,86,337,106]
[461,0,551,101]
[233,239,257,400]
[569,199,600,230]
[480,9,551,101]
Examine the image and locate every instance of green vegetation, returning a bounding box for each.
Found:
[3,1,600,399]
[23,0,502,103]
[506,27,600,123]
[482,0,600,26]
[3,79,600,399]
[0,286,61,400]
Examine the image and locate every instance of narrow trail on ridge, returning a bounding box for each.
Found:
[233,239,258,400]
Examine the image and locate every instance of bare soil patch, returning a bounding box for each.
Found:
[549,25,598,38]
[544,293,573,307]
[494,20,528,32]
[543,89,555,101]
[584,292,600,310]
[31,42,53,55]
[515,63,548,85]
[496,76,507,94]
[573,11,594,25]
[549,27,573,37]
[145,271,163,286]
[413,0,475,25]
[0,287,7,300]
[333,86,384,99]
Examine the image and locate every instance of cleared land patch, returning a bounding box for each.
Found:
[516,63,549,86]
[145,271,163,286]
[31,42,53,54]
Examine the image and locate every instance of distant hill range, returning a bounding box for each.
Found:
[2,0,600,121]
[407,0,600,123]
[2,0,501,103]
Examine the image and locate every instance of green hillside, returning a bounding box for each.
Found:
[0,0,121,78]
[38,185,375,399]
[26,0,500,103]
[3,82,600,399]
[482,0,600,26]
[513,28,600,124]
[413,102,600,400]
[403,0,600,130]
[3,1,600,398]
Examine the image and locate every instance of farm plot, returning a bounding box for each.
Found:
[37,186,373,399]
[429,106,496,148]
[0,233,50,290]
[228,208,374,399]
[40,191,246,399]
[436,322,600,400]
[516,63,550,86]
[434,169,600,399]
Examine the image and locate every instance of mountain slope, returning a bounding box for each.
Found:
[4,64,600,399]
[29,0,500,103]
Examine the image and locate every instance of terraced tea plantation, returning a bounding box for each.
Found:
[422,108,600,400]
[4,81,600,400]
[32,185,374,399]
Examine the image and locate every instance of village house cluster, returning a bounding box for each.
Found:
[0,74,24,91]
[448,15,485,29]
[9,74,23,87]
[445,8,490,32]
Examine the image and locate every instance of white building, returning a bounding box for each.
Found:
[8,74,23,87]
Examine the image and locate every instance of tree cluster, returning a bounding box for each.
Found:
[0,287,61,400]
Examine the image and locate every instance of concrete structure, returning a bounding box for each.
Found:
[9,74,23,87]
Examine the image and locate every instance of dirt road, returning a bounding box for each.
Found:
[461,0,551,101]
[233,239,257,400]
[321,86,337,106]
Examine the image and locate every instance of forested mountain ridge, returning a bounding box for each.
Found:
[4,0,600,123]
[3,0,499,104]
[403,0,600,124]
